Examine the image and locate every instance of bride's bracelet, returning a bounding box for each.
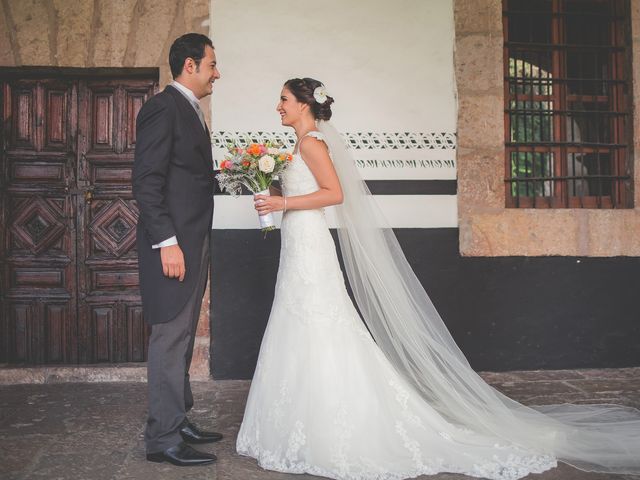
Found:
[283,196,287,213]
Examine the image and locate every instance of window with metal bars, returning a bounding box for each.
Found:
[503,0,632,208]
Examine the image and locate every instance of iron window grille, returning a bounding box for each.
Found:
[503,0,632,208]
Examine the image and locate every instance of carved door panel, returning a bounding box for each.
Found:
[1,79,78,363]
[76,78,154,363]
[1,71,157,364]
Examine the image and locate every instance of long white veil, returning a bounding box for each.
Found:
[317,119,640,474]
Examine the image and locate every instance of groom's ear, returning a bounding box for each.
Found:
[182,57,196,76]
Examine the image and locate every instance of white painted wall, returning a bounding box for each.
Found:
[210,0,457,228]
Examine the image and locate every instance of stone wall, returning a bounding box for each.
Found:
[0,0,209,86]
[0,0,212,124]
[0,0,213,378]
[454,0,640,257]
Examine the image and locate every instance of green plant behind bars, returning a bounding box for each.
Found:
[509,58,554,197]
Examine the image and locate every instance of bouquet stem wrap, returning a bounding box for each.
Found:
[256,189,275,231]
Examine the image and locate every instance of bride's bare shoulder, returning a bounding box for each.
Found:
[299,133,329,160]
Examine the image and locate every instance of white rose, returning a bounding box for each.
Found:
[267,147,279,155]
[258,154,275,173]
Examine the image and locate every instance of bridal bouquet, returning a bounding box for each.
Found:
[215,142,293,233]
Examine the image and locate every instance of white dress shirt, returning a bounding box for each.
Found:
[151,81,204,249]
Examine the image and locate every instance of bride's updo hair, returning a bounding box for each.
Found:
[284,77,334,121]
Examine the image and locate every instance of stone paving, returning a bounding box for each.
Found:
[1,368,639,480]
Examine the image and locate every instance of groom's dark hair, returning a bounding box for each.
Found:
[169,33,214,79]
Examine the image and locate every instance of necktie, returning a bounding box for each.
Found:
[193,101,206,131]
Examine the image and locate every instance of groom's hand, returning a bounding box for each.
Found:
[160,244,186,281]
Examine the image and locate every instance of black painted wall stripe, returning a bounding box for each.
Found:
[215,180,458,196]
[366,180,457,195]
[210,229,640,379]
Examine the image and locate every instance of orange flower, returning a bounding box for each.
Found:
[242,160,251,168]
[286,154,293,162]
[247,143,262,156]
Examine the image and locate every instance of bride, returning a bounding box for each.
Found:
[236,77,640,480]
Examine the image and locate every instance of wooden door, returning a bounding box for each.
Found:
[0,69,157,364]
[1,78,78,363]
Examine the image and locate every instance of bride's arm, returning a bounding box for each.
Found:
[254,137,343,214]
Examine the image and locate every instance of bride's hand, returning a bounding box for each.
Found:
[254,194,285,216]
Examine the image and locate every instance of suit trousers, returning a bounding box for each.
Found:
[144,236,210,453]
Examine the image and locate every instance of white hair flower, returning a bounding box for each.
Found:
[313,85,329,104]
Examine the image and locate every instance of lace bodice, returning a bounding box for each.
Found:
[280,153,318,197]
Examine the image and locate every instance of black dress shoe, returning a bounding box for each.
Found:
[180,420,223,444]
[146,442,217,466]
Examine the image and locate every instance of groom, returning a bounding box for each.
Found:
[133,33,221,466]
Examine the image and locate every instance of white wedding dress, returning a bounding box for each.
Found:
[236,131,559,480]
